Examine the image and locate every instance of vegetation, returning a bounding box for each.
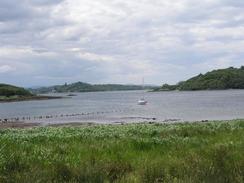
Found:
[0,84,62,102]
[0,84,32,97]
[0,120,243,182]
[154,66,244,91]
[30,82,155,94]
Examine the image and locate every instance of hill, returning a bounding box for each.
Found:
[154,66,244,91]
[30,82,155,94]
[0,84,62,102]
[0,84,32,97]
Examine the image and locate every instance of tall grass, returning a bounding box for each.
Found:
[0,120,243,182]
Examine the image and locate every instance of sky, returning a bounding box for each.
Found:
[0,0,244,87]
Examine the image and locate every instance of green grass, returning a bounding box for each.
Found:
[0,95,20,100]
[0,83,32,97]
[0,120,243,182]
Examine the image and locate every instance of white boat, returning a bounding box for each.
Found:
[138,78,147,105]
[138,98,147,105]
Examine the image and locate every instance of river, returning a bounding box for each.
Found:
[1,90,244,124]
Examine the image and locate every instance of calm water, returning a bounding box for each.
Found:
[1,90,244,124]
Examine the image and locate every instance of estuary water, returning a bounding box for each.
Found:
[1,90,244,124]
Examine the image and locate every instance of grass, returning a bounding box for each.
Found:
[0,120,243,182]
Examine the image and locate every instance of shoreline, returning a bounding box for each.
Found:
[0,121,95,129]
[0,118,240,129]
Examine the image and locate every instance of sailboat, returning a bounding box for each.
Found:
[138,98,147,105]
[138,78,147,105]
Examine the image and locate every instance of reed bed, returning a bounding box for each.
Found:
[0,120,243,182]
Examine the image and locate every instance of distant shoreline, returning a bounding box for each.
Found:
[29,81,156,94]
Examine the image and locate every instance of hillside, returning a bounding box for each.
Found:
[155,66,244,91]
[0,84,32,97]
[30,82,154,94]
[0,84,62,102]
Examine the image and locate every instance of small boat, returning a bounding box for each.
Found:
[138,98,147,105]
[138,78,147,105]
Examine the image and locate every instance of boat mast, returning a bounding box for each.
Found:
[142,77,144,99]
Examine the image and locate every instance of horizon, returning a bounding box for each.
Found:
[2,65,244,88]
[27,82,159,89]
[1,0,244,87]
[8,65,244,88]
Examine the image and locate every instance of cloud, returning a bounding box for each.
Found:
[0,65,15,73]
[0,0,243,86]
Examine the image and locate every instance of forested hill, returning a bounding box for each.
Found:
[0,84,63,102]
[30,82,155,94]
[155,66,244,91]
[0,84,32,97]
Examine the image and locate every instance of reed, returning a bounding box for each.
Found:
[0,120,243,182]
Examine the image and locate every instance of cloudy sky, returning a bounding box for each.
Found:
[0,0,243,87]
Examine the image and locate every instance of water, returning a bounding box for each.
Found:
[1,90,244,124]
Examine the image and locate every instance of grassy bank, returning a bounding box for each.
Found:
[0,120,243,182]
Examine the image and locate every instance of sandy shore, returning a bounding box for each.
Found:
[0,121,40,128]
[0,121,101,129]
[0,119,209,129]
